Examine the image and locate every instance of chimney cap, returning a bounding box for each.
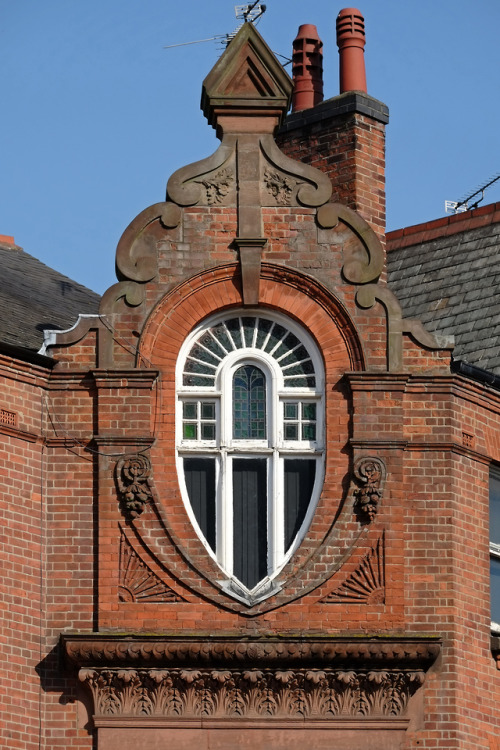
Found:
[336,7,367,94]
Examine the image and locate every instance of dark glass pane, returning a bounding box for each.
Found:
[242,317,257,347]
[284,459,316,552]
[183,423,197,440]
[233,365,266,439]
[201,402,215,420]
[282,360,315,376]
[201,423,215,440]
[183,374,215,387]
[200,331,226,358]
[490,472,500,542]
[302,424,316,440]
[491,556,500,623]
[274,332,301,360]
[189,344,220,367]
[184,457,216,551]
[226,318,243,349]
[285,423,299,440]
[233,458,267,589]
[210,323,233,353]
[284,402,298,420]
[279,345,309,368]
[183,402,197,419]
[184,358,212,375]
[255,318,273,349]
[284,376,316,388]
[302,403,316,420]
[264,323,287,354]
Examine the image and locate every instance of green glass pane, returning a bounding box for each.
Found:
[211,323,233,353]
[282,360,315,376]
[284,402,298,420]
[183,402,197,419]
[242,317,257,347]
[201,402,215,419]
[183,423,197,439]
[226,318,243,349]
[301,402,316,420]
[285,423,299,440]
[255,318,273,349]
[264,323,287,354]
[302,424,316,440]
[189,344,220,366]
[201,423,216,440]
[279,345,309,368]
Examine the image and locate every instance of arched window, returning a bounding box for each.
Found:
[176,312,324,603]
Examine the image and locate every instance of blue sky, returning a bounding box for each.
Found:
[1,1,499,294]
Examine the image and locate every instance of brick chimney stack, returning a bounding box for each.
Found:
[336,8,367,93]
[277,8,388,242]
[291,24,324,112]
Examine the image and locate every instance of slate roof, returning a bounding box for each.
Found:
[0,240,100,355]
[387,203,500,375]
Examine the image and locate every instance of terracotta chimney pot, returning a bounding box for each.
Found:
[336,8,367,93]
[291,24,324,112]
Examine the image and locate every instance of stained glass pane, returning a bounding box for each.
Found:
[302,424,316,440]
[233,365,266,439]
[200,331,226,357]
[274,332,301,360]
[282,360,315,376]
[278,345,309,368]
[185,359,212,375]
[284,376,316,388]
[183,374,215,387]
[285,423,299,440]
[190,344,220,366]
[284,402,298,420]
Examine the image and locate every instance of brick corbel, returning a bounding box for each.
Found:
[233,237,267,305]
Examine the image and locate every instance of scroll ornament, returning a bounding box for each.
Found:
[353,457,386,522]
[116,454,152,519]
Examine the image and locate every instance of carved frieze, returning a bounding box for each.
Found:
[79,666,425,720]
[115,454,152,519]
[322,536,385,604]
[119,534,186,603]
[353,457,386,522]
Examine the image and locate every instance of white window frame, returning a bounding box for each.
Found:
[175,310,324,603]
[491,467,500,634]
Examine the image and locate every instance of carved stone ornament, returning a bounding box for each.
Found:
[195,167,234,205]
[322,536,385,604]
[119,533,186,603]
[353,457,386,522]
[115,454,152,519]
[264,168,295,206]
[63,635,440,723]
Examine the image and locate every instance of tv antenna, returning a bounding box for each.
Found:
[164,3,267,51]
[445,172,500,214]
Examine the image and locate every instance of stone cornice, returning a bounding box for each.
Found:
[62,633,440,671]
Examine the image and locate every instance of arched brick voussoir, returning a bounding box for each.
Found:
[139,263,365,373]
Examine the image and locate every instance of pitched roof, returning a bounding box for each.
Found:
[0,239,100,355]
[387,203,500,374]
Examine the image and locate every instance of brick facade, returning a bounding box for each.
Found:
[1,17,499,750]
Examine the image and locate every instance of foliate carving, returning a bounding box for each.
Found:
[195,167,234,205]
[79,666,425,720]
[119,534,185,603]
[116,454,152,519]
[322,537,385,604]
[264,169,294,206]
[353,457,386,522]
